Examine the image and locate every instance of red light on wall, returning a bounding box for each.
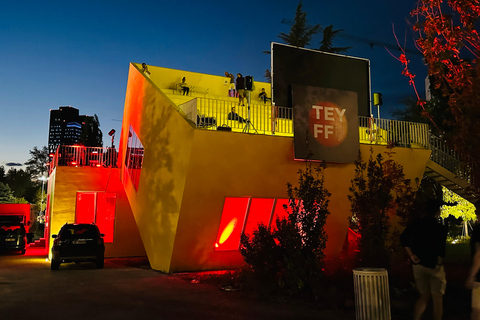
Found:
[214,198,249,251]
[76,192,96,223]
[243,198,275,236]
[95,193,116,243]
[75,192,116,243]
[269,199,295,230]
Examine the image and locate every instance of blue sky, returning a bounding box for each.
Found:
[0,0,426,170]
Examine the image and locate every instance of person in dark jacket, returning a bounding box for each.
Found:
[235,73,245,106]
[400,199,447,320]
[467,202,480,320]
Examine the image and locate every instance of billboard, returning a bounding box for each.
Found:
[271,43,369,162]
[293,86,359,162]
[271,43,371,117]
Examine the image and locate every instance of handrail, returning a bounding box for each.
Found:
[48,97,470,188]
[429,134,471,182]
[49,145,118,173]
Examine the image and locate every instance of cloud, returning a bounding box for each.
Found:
[6,162,23,167]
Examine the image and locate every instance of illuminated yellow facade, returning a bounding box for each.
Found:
[116,63,431,272]
[45,63,432,273]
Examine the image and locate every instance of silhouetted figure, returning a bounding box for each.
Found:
[258,88,270,103]
[235,73,245,106]
[400,199,447,320]
[181,77,190,95]
[225,71,235,97]
[141,63,150,78]
[227,107,246,123]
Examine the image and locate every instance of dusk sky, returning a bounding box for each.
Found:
[0,0,426,170]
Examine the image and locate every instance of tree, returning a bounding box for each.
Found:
[5,168,37,203]
[0,182,15,203]
[441,186,476,222]
[25,146,49,179]
[348,149,418,267]
[399,1,480,194]
[81,114,103,147]
[319,25,352,54]
[0,165,5,184]
[278,1,320,48]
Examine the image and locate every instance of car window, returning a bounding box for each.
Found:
[60,226,97,239]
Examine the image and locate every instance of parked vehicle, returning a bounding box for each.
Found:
[51,223,105,270]
[0,222,27,254]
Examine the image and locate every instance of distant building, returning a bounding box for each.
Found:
[48,106,100,154]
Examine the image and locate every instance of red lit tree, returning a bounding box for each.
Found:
[400,0,480,194]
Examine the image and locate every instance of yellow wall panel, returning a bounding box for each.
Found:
[120,64,195,272]
[46,167,145,259]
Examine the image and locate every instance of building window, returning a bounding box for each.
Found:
[125,126,144,191]
[75,192,116,243]
[214,197,296,251]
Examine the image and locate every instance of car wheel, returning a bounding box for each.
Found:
[20,249,26,255]
[51,260,60,270]
[96,256,104,269]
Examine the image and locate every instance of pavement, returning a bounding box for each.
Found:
[0,248,355,320]
[0,248,473,320]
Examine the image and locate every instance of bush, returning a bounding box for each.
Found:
[348,149,417,268]
[240,161,331,297]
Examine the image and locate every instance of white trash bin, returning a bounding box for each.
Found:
[353,268,391,320]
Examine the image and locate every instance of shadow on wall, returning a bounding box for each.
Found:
[140,84,179,264]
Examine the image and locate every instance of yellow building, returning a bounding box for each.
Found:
[45,62,432,273]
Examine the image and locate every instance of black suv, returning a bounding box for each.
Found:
[51,223,105,270]
[0,222,26,254]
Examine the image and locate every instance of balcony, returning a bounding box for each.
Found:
[49,145,118,173]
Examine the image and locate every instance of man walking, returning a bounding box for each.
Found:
[400,199,448,320]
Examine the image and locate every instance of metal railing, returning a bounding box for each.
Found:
[429,134,471,181]
[358,116,430,148]
[48,96,469,187]
[180,97,293,136]
[49,145,118,173]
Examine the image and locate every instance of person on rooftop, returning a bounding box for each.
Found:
[225,71,235,97]
[235,73,245,106]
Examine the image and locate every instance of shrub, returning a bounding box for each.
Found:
[348,149,417,268]
[240,161,331,297]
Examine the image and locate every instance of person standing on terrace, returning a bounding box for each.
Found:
[225,71,235,97]
[235,73,245,106]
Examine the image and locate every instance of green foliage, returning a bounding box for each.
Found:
[240,161,331,296]
[5,168,37,203]
[441,186,476,222]
[278,1,320,48]
[14,197,28,204]
[348,149,418,267]
[25,146,49,179]
[0,182,16,203]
